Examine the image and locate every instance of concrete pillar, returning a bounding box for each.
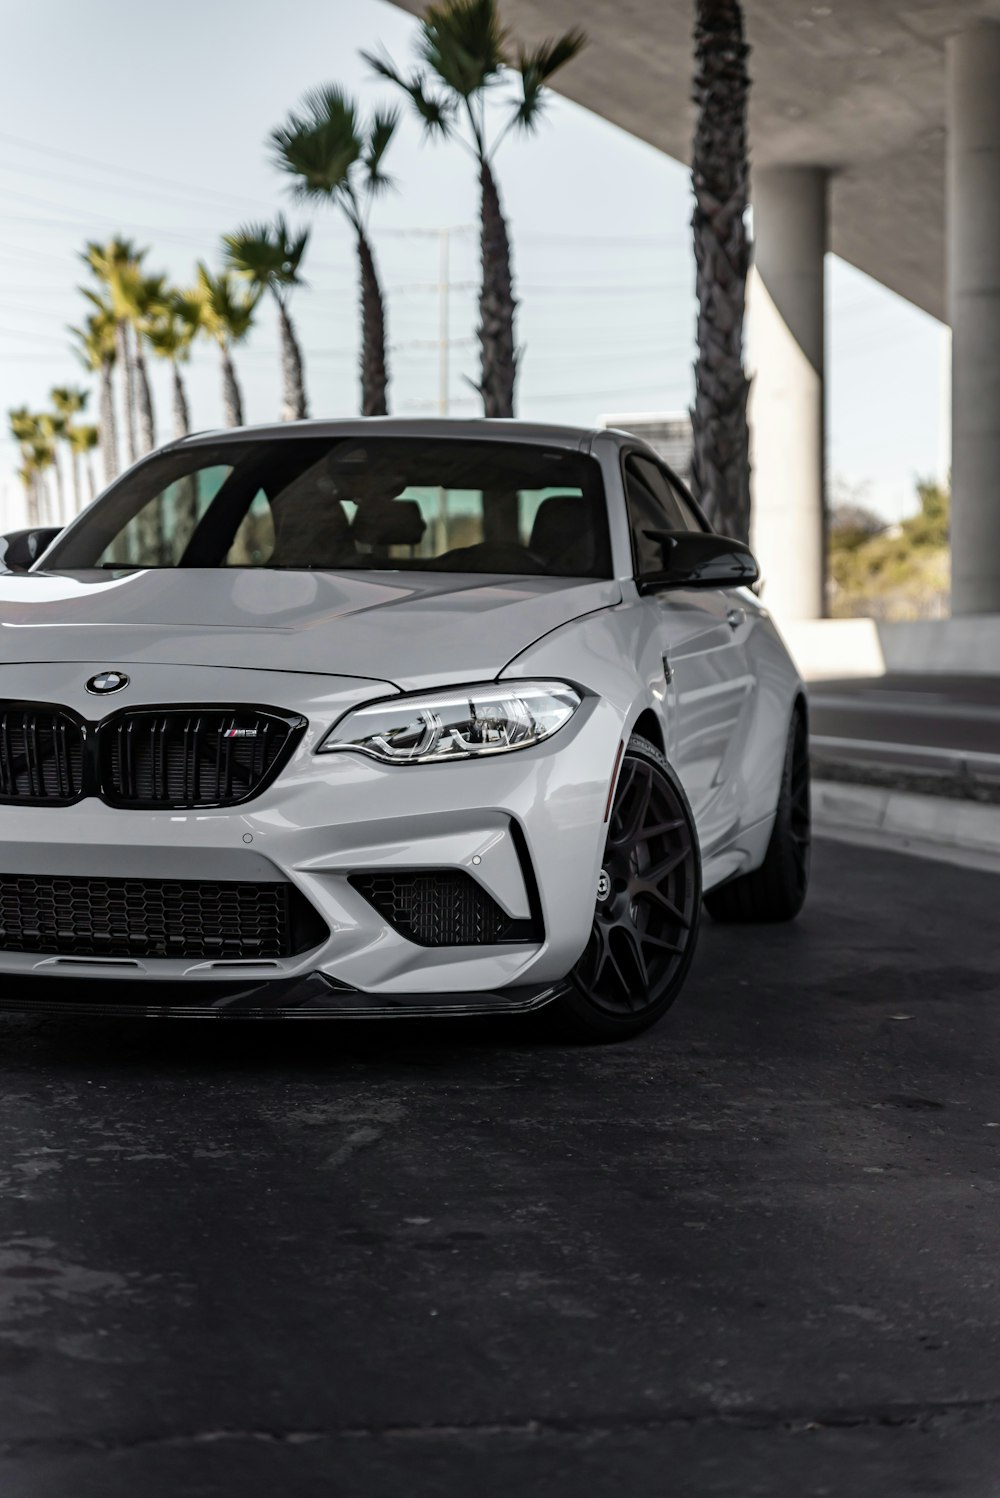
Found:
[749,166,827,622]
[947,24,1000,616]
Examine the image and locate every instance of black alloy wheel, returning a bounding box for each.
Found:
[552,735,701,1041]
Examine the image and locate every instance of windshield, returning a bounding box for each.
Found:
[44,436,612,579]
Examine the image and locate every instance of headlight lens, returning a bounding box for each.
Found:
[318,681,581,764]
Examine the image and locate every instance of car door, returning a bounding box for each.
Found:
[623,453,757,852]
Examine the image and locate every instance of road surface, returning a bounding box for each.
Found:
[1,839,999,1496]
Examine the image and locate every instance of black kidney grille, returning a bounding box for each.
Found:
[349,871,540,946]
[0,709,84,804]
[103,710,303,808]
[0,873,323,960]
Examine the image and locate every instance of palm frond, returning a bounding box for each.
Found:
[269,86,362,202]
[223,215,309,290]
[513,28,586,132]
[192,264,260,347]
[363,107,400,197]
[418,0,508,98]
[362,46,454,135]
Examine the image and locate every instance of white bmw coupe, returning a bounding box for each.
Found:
[0,419,807,1039]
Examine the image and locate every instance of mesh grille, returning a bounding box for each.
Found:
[349,871,539,946]
[0,709,84,804]
[103,710,301,808]
[0,874,321,960]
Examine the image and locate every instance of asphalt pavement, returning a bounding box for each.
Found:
[809,673,1000,756]
[1,838,1000,1497]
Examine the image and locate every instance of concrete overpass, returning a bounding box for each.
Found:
[391,0,1000,622]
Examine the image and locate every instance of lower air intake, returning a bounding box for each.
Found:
[0,874,326,960]
[349,870,540,946]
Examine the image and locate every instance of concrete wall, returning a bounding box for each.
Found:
[781,615,1000,679]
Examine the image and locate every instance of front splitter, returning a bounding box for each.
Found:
[0,971,567,1020]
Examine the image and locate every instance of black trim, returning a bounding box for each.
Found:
[0,971,567,1019]
[0,701,306,810]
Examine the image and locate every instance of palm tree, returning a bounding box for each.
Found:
[120,271,166,454]
[68,424,101,506]
[70,303,118,484]
[9,408,43,525]
[80,238,147,466]
[270,88,397,416]
[37,411,67,525]
[190,265,260,426]
[689,0,752,542]
[223,216,310,421]
[147,294,199,438]
[365,1,585,419]
[50,386,89,514]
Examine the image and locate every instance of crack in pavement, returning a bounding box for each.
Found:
[4,1397,1000,1457]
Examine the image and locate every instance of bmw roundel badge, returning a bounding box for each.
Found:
[86,671,130,695]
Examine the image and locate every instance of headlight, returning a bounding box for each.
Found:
[317,681,581,764]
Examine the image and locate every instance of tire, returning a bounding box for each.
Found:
[703,707,810,924]
[548,735,702,1042]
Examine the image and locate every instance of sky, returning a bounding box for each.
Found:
[0,0,947,529]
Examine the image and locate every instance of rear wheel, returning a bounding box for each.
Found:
[703,708,810,924]
[549,735,702,1042]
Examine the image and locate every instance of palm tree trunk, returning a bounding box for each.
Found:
[220,345,244,426]
[690,0,752,543]
[51,451,65,527]
[357,230,389,417]
[478,160,517,420]
[99,356,118,484]
[26,475,39,529]
[86,458,96,504]
[133,342,156,453]
[172,363,191,439]
[70,447,81,517]
[116,321,137,466]
[276,298,308,420]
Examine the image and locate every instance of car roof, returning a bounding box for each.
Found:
[170,416,609,452]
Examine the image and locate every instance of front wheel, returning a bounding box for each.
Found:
[548,735,702,1042]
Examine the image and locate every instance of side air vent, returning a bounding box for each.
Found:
[0,706,85,805]
[349,870,541,947]
[101,708,306,809]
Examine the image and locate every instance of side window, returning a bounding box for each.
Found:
[97,464,232,567]
[624,455,694,576]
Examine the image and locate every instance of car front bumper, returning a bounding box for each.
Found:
[0,664,624,1012]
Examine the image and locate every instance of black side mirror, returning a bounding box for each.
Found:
[639,529,759,591]
[0,527,62,573]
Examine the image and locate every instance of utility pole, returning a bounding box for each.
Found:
[438,228,450,417]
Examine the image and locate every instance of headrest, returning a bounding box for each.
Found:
[352,499,426,548]
[529,493,596,569]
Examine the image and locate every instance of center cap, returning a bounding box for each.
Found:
[596,870,612,902]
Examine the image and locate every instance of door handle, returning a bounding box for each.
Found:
[726,606,745,631]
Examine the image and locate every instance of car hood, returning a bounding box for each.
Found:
[0,569,621,691]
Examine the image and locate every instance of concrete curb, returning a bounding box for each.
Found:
[813,778,1000,874]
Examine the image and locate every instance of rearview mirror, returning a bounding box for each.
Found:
[639,529,759,591]
[0,527,62,573]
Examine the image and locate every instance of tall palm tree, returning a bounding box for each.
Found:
[70,303,118,484]
[190,265,259,427]
[80,238,146,467]
[68,424,101,506]
[147,294,199,439]
[690,0,752,542]
[270,89,397,416]
[50,386,89,514]
[223,216,310,421]
[120,271,166,454]
[365,1,585,418]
